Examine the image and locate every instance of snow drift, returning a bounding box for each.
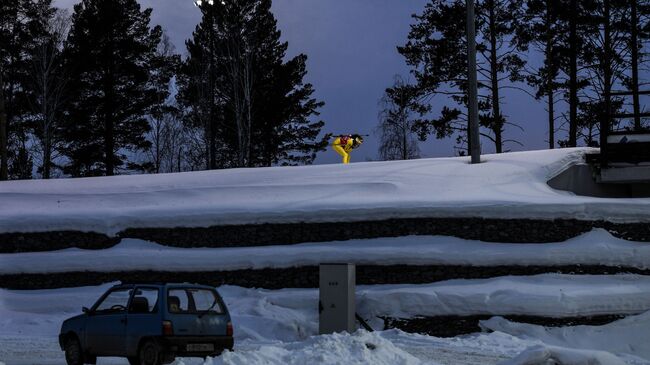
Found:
[2,228,649,275]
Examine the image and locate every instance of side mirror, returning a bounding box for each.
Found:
[82,307,91,314]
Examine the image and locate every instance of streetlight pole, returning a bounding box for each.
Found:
[466,0,481,164]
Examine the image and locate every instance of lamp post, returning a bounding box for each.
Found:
[466,0,481,164]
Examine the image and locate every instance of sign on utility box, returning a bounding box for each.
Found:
[319,263,356,334]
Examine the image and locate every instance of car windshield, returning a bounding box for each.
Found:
[168,288,223,314]
[94,288,131,313]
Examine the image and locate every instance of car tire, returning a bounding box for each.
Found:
[138,340,163,365]
[63,336,85,365]
[127,357,139,365]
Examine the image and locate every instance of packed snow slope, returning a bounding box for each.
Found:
[2,148,650,235]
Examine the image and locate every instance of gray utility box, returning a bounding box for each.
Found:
[319,263,356,334]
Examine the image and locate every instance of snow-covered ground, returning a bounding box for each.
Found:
[2,228,649,274]
[2,278,649,365]
[2,148,650,236]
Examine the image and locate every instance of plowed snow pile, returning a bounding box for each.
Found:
[2,283,650,364]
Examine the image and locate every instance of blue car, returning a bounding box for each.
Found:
[59,283,234,365]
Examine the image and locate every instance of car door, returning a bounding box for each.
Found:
[85,287,132,356]
[125,287,161,356]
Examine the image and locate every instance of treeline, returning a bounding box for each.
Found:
[0,0,327,180]
[377,0,650,159]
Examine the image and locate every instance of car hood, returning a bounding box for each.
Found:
[60,313,86,333]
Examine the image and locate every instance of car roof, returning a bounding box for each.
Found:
[112,282,215,290]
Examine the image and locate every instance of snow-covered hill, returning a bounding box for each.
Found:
[2,148,650,235]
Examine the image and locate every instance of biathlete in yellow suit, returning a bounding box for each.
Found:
[332,134,364,164]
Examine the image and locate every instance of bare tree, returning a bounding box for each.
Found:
[376,75,422,161]
[29,9,69,178]
[145,32,180,173]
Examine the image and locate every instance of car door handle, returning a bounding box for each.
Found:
[120,318,127,324]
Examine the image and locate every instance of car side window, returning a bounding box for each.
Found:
[129,288,159,314]
[95,289,131,313]
[190,289,223,313]
[168,289,190,313]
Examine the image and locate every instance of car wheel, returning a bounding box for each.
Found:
[64,337,85,365]
[138,340,163,365]
[127,357,139,365]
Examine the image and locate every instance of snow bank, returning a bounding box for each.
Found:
[499,344,627,365]
[483,312,650,361]
[1,148,649,235]
[1,282,649,364]
[4,275,649,339]
[3,228,650,275]
[358,274,650,318]
[200,331,432,365]
[3,276,648,339]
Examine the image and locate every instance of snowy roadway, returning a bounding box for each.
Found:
[2,278,650,364]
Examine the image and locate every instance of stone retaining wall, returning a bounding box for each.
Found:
[2,217,650,253]
[2,264,648,290]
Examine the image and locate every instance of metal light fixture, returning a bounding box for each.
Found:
[194,0,225,6]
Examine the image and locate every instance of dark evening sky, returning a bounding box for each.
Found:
[54,0,553,164]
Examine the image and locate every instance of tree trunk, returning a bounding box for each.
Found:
[104,29,115,176]
[402,117,408,160]
[0,72,7,180]
[42,58,51,179]
[630,0,641,130]
[568,0,578,147]
[208,8,217,170]
[546,0,555,149]
[601,0,612,150]
[488,0,502,153]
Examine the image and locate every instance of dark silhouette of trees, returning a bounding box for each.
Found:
[398,0,525,155]
[61,0,164,176]
[179,0,327,169]
[0,0,50,180]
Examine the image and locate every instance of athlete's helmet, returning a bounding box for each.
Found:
[351,134,364,147]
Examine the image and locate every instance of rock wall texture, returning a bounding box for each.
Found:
[2,217,650,253]
[382,314,629,337]
[2,264,648,290]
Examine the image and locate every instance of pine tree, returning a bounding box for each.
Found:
[61,0,163,176]
[178,0,327,168]
[399,0,525,155]
[0,0,49,180]
[513,0,565,149]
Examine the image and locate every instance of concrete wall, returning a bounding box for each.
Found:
[548,164,650,198]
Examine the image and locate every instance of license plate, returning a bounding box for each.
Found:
[186,343,214,352]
